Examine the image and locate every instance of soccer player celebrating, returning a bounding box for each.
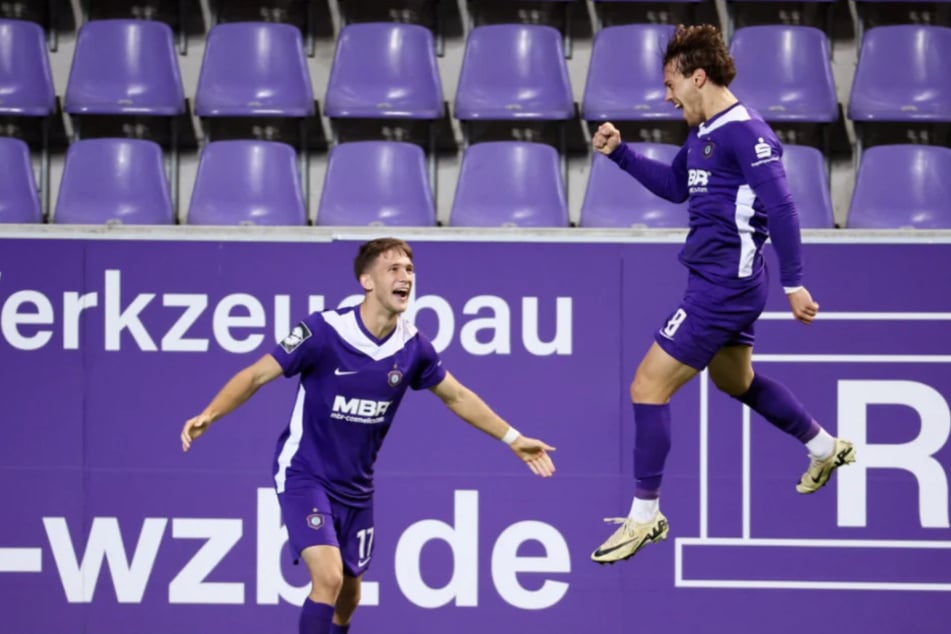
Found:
[181,238,556,633]
[589,24,854,564]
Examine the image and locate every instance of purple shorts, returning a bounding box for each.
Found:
[279,482,375,577]
[654,272,768,370]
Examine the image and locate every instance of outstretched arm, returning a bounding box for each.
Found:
[430,372,556,477]
[181,353,284,452]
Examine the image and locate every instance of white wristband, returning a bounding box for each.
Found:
[783,286,804,295]
[501,427,521,445]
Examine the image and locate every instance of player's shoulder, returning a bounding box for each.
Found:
[701,103,775,139]
[708,105,782,163]
[278,310,332,355]
[298,307,336,331]
[731,105,778,143]
[315,305,358,336]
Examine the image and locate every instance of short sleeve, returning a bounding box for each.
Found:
[271,313,325,377]
[410,332,447,390]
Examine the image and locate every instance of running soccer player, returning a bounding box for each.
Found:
[181,238,556,633]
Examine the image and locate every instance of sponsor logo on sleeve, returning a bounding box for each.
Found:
[280,323,312,353]
[751,137,780,167]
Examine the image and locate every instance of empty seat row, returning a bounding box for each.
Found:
[588,22,951,125]
[3,18,950,130]
[585,23,837,123]
[2,137,948,229]
[12,0,946,42]
[0,18,313,121]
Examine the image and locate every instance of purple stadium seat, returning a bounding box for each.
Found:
[849,25,951,122]
[782,145,834,228]
[580,142,687,228]
[188,141,307,226]
[324,23,444,119]
[582,24,678,122]
[451,142,568,227]
[847,145,951,229]
[55,139,174,225]
[0,19,55,115]
[729,26,837,122]
[195,22,314,117]
[0,137,41,223]
[65,20,184,115]
[455,25,573,120]
[318,142,435,226]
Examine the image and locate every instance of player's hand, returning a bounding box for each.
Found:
[510,436,556,478]
[181,414,213,452]
[788,287,819,325]
[592,122,622,156]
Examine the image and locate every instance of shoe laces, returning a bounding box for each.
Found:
[602,517,637,537]
[603,517,630,525]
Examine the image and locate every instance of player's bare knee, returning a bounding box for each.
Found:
[310,567,344,600]
[630,372,666,403]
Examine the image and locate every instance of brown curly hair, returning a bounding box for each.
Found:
[663,24,737,87]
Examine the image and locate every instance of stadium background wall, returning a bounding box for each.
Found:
[0,227,949,634]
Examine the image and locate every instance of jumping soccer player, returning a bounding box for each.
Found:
[589,24,855,564]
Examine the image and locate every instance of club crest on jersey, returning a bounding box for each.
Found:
[702,141,715,158]
[280,322,312,353]
[387,368,404,387]
[306,512,327,530]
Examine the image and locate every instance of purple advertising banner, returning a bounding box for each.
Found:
[0,233,949,634]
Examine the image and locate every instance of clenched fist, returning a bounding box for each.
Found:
[592,122,622,155]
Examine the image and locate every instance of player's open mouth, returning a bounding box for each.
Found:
[393,289,410,299]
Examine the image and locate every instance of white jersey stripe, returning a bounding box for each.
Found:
[734,184,757,278]
[698,104,751,137]
[322,309,418,361]
[274,384,306,494]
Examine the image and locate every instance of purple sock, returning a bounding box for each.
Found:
[734,373,820,442]
[633,403,671,499]
[299,598,334,634]
[329,624,351,634]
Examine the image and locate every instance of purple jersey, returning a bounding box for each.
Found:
[609,103,804,289]
[681,104,782,284]
[269,306,446,507]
